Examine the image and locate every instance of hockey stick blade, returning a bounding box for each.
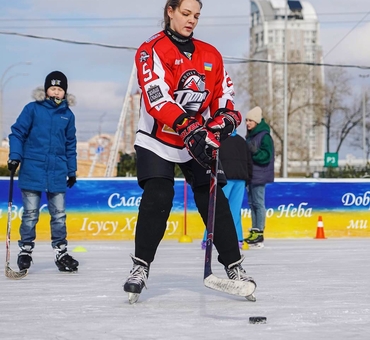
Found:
[4,171,28,280]
[5,263,28,280]
[204,274,256,297]
[203,151,257,299]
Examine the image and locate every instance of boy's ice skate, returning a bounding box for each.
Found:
[123,254,149,304]
[224,255,257,301]
[244,228,264,248]
[17,245,33,270]
[54,243,79,272]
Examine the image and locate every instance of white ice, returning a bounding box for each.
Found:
[1,239,369,340]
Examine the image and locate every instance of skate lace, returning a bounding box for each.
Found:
[245,229,261,241]
[57,252,75,264]
[226,265,253,282]
[245,234,253,241]
[128,264,148,288]
[19,251,32,257]
[19,245,33,256]
[251,234,263,242]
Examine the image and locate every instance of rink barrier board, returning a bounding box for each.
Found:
[0,177,369,241]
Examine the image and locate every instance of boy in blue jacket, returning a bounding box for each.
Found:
[8,70,79,272]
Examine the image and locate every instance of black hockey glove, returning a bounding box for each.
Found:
[66,176,77,188]
[206,108,242,141]
[7,159,20,173]
[176,117,220,168]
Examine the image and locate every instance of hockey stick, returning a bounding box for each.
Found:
[203,151,255,297]
[5,169,28,280]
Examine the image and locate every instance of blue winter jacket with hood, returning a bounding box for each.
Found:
[9,87,77,193]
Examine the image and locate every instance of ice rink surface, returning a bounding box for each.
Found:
[1,239,369,340]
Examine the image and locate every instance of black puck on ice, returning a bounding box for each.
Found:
[249,316,267,324]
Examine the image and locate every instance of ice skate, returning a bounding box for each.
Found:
[17,245,33,270]
[244,228,264,248]
[54,243,79,272]
[224,255,256,299]
[123,254,149,304]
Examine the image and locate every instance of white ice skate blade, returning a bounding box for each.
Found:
[204,274,256,297]
[246,293,257,302]
[128,292,140,304]
[58,268,78,273]
[248,243,264,249]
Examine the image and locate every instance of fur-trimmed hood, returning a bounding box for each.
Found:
[32,86,76,106]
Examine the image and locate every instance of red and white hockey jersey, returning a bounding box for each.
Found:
[135,30,236,163]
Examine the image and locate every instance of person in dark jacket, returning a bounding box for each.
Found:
[244,106,274,248]
[202,129,253,249]
[8,70,79,273]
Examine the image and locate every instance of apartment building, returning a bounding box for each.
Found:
[249,0,325,165]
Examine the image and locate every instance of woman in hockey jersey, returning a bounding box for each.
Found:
[123,0,256,304]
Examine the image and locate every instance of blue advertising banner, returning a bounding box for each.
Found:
[0,177,369,241]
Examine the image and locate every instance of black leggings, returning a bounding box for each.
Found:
[134,146,241,266]
[135,178,174,263]
[135,178,240,267]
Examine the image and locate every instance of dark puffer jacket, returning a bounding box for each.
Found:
[219,132,253,183]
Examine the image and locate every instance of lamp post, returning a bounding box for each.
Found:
[283,0,288,177]
[0,61,32,142]
[359,74,369,166]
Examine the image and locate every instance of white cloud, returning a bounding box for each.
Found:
[70,80,126,138]
[322,22,370,66]
[73,80,123,112]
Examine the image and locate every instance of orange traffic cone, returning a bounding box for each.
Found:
[315,215,326,239]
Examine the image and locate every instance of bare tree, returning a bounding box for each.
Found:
[233,59,324,176]
[316,68,363,155]
[349,89,370,163]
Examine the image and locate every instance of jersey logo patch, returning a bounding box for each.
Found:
[204,62,212,71]
[174,69,209,115]
[147,85,164,103]
[139,51,150,63]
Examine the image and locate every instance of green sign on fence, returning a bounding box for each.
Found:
[324,152,338,168]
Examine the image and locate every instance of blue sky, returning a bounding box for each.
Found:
[1,0,370,159]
